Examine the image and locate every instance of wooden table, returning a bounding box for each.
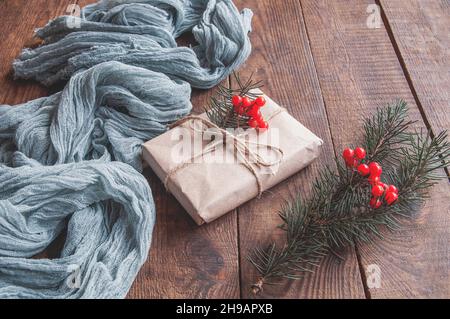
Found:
[1,0,448,299]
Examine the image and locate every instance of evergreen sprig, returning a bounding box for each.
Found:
[249,101,450,294]
[206,72,263,129]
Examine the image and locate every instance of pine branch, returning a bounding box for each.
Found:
[249,101,450,294]
[363,100,414,164]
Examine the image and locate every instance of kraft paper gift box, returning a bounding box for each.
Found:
[142,91,323,225]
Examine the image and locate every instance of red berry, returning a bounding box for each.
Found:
[343,148,354,159]
[345,157,358,168]
[232,95,242,107]
[345,158,352,167]
[253,109,263,121]
[258,120,269,130]
[369,176,380,185]
[386,185,398,194]
[234,104,243,115]
[248,118,258,128]
[378,182,387,190]
[357,164,370,176]
[369,162,382,177]
[247,105,261,118]
[242,97,253,108]
[254,96,266,107]
[354,147,366,160]
[372,184,385,197]
[370,197,382,209]
[385,191,399,205]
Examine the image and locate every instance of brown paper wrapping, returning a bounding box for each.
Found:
[142,91,323,225]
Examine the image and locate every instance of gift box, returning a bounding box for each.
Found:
[142,91,323,225]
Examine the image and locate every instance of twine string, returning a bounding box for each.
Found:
[164,108,285,197]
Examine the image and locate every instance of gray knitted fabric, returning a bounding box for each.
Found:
[0,0,252,298]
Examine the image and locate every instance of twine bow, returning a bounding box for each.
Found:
[164,109,285,197]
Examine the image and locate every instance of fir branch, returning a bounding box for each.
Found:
[363,100,414,164]
[249,102,450,294]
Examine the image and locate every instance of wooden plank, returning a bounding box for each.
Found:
[130,176,240,299]
[234,0,366,299]
[301,0,450,298]
[0,0,74,105]
[128,87,241,299]
[380,0,450,134]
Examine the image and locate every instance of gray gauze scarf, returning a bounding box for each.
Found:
[0,0,252,298]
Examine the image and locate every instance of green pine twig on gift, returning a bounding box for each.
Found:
[206,72,264,129]
[249,101,450,294]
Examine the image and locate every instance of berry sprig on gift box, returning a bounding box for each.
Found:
[206,72,264,129]
[249,101,450,294]
[231,95,268,129]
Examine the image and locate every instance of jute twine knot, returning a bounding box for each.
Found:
[164,108,286,197]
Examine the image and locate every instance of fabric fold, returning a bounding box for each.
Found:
[13,0,253,88]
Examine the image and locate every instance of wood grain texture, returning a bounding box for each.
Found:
[128,86,241,299]
[301,0,450,298]
[234,0,366,299]
[380,0,450,134]
[2,0,449,299]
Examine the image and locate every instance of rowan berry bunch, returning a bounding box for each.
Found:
[206,72,265,130]
[343,147,399,209]
[232,95,268,129]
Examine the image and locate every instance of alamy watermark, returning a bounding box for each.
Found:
[366,4,381,29]
[66,4,81,29]
[366,264,381,289]
[169,125,282,175]
[66,264,81,289]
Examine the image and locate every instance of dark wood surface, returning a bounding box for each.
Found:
[234,0,365,299]
[0,0,448,299]
[301,0,450,299]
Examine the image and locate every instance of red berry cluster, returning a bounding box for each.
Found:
[232,95,268,129]
[343,147,399,209]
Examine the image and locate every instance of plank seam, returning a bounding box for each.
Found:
[376,0,450,180]
[232,75,244,299]
[296,0,338,160]
[375,0,431,131]
[354,244,372,299]
[236,207,243,299]
[297,0,377,298]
